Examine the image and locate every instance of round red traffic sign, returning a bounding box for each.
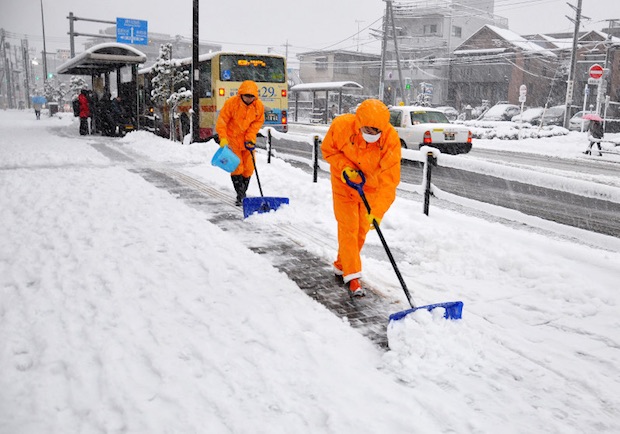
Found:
[589,64,604,79]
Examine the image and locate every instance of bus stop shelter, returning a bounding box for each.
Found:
[57,42,147,124]
[290,81,363,123]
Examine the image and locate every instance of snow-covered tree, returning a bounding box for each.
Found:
[150,43,190,141]
[150,44,189,107]
[69,76,88,100]
[41,80,68,113]
[43,81,58,102]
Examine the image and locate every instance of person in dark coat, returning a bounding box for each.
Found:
[111,96,128,136]
[585,120,604,156]
[78,87,91,135]
[98,93,115,136]
[87,90,100,134]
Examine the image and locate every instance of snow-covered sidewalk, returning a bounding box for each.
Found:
[1,110,619,433]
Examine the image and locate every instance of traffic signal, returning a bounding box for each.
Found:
[47,73,54,79]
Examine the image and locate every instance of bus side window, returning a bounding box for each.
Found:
[201,62,212,97]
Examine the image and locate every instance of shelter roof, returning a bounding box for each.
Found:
[57,43,147,76]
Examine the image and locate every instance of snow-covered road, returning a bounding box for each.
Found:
[1,110,619,433]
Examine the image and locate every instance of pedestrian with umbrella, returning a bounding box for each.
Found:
[32,95,46,120]
[584,113,604,156]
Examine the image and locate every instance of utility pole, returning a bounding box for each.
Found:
[40,0,48,83]
[378,1,389,101]
[597,19,617,115]
[68,12,75,58]
[563,0,582,129]
[355,20,364,52]
[1,30,15,109]
[191,0,200,143]
[23,39,31,109]
[13,44,20,107]
[378,1,406,105]
[388,1,406,105]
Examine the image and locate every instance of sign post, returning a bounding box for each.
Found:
[589,64,604,80]
[116,18,148,45]
[587,64,606,114]
[518,84,526,139]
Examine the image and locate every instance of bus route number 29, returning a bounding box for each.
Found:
[259,87,276,98]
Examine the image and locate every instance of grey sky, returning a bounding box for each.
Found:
[1,0,617,62]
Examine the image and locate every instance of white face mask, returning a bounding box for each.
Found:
[362,131,382,143]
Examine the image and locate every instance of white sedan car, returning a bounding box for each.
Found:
[388,106,472,154]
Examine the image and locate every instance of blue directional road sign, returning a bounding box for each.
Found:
[116,18,148,45]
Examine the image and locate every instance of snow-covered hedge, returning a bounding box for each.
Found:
[459,120,569,140]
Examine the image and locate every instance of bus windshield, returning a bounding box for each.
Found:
[219,54,286,83]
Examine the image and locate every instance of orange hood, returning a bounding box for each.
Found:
[238,80,259,98]
[355,99,390,131]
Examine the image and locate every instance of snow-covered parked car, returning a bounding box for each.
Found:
[388,105,473,154]
[477,103,520,122]
[540,105,566,127]
[511,107,544,125]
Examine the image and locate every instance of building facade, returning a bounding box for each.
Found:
[383,0,508,106]
[295,50,381,117]
[451,27,619,117]
[297,49,381,96]
[450,25,559,110]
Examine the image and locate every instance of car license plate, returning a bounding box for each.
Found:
[444,132,455,140]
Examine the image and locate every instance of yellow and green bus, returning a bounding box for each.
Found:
[138,51,288,140]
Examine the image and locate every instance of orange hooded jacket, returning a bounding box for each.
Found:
[321,99,401,281]
[216,80,265,176]
[321,99,401,219]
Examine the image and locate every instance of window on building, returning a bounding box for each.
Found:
[315,57,328,70]
[452,26,462,38]
[424,24,438,35]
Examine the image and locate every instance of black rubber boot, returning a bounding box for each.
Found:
[231,175,244,206]
[241,176,251,199]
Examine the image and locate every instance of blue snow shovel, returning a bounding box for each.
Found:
[344,171,463,322]
[243,143,289,219]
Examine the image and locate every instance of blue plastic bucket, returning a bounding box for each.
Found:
[211,145,240,173]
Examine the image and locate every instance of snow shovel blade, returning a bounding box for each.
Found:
[243,196,289,218]
[389,301,463,322]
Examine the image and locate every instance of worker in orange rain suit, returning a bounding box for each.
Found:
[216,80,265,205]
[321,99,401,297]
